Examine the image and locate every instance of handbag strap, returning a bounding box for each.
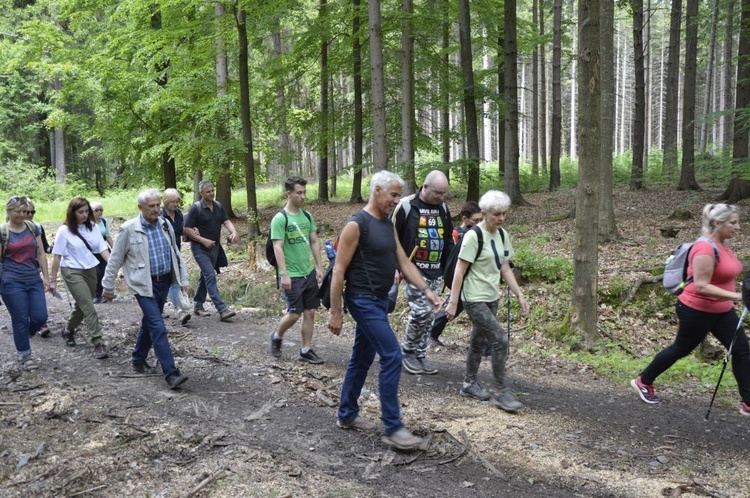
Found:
[75,232,97,255]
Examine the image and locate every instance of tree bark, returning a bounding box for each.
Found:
[497,35,506,181]
[350,0,365,202]
[700,0,719,152]
[531,0,540,178]
[677,0,701,191]
[503,0,528,206]
[733,0,750,162]
[539,0,548,176]
[630,0,645,191]
[573,0,601,349]
[369,0,388,171]
[441,0,451,173]
[236,7,259,238]
[215,2,234,218]
[550,0,562,191]
[662,0,682,177]
[401,0,416,193]
[272,20,292,179]
[598,0,618,242]
[458,0,480,201]
[318,0,329,202]
[721,0,735,160]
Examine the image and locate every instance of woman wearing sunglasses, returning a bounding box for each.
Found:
[445,190,529,412]
[0,196,51,370]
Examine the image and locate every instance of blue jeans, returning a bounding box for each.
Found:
[338,293,403,435]
[168,283,181,309]
[0,278,47,357]
[191,243,226,312]
[133,278,178,379]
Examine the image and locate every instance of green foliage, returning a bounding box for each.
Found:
[513,234,574,283]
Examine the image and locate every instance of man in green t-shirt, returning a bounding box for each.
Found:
[268,176,325,364]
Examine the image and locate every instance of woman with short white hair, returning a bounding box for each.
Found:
[161,188,190,325]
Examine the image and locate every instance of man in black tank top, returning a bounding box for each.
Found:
[327,171,442,452]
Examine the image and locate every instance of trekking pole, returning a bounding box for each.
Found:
[705,306,748,421]
[506,286,511,355]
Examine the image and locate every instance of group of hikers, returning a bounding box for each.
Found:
[2,171,749,451]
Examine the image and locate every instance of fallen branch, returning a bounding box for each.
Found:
[443,430,508,481]
[621,274,662,305]
[68,484,108,497]
[183,469,226,498]
[598,327,637,357]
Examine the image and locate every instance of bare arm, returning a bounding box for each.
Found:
[327,221,359,336]
[37,235,50,292]
[446,258,470,320]
[500,261,529,315]
[309,231,323,284]
[223,219,240,244]
[49,254,62,293]
[273,239,291,291]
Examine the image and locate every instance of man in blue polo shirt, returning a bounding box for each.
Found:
[184,180,240,321]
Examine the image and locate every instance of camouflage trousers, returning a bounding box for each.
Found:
[401,277,443,358]
[463,300,508,388]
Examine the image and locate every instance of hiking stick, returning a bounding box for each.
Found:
[506,286,511,355]
[705,306,748,421]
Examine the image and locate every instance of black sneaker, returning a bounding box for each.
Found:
[402,352,424,374]
[193,307,211,317]
[180,312,192,325]
[39,324,50,338]
[460,382,490,401]
[166,371,189,389]
[492,388,523,412]
[418,357,438,375]
[61,330,76,347]
[132,360,157,374]
[299,349,324,364]
[269,332,282,358]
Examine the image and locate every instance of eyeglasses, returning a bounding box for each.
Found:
[28,210,36,215]
[94,209,103,212]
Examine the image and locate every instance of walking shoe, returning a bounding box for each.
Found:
[491,388,523,412]
[92,297,102,304]
[460,381,491,401]
[299,349,324,364]
[61,329,76,347]
[337,416,377,432]
[382,428,422,451]
[269,332,282,358]
[429,338,445,347]
[219,309,236,321]
[631,376,661,404]
[166,371,189,389]
[18,355,39,371]
[193,307,211,316]
[93,343,109,359]
[179,312,192,325]
[402,352,424,374]
[418,357,438,375]
[740,401,750,416]
[132,360,157,374]
[39,324,50,338]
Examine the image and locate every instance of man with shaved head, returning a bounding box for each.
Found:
[390,170,454,375]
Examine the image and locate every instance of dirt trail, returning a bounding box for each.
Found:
[1,289,749,498]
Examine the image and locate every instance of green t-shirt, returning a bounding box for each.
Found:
[270,210,317,278]
[458,226,514,303]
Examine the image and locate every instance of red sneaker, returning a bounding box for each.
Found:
[631,376,661,404]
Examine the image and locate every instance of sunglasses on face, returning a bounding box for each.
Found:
[27,210,36,215]
[94,209,103,212]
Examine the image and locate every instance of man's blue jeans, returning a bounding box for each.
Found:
[0,277,47,357]
[338,293,403,435]
[191,243,226,312]
[133,278,178,379]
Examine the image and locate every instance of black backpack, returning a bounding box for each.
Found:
[442,226,508,290]
[265,209,312,267]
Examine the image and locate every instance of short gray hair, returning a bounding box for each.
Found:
[369,170,404,199]
[701,203,739,234]
[137,188,161,206]
[199,180,214,193]
[478,190,511,213]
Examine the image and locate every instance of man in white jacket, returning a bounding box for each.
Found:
[102,189,190,389]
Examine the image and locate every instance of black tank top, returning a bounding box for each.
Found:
[344,210,397,297]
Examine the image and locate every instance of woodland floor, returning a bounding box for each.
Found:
[1,186,750,498]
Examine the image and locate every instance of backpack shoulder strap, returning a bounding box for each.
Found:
[696,235,720,262]
[301,209,312,223]
[0,222,7,257]
[471,225,484,260]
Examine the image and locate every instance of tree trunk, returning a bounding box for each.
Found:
[458,0,480,201]
[572,0,600,349]
[504,0,528,206]
[236,7,259,238]
[369,0,388,171]
[318,0,329,202]
[568,0,577,160]
[662,0,682,177]
[630,0,645,191]
[401,0,416,193]
[733,0,750,162]
[721,0,735,160]
[163,151,176,189]
[700,0,719,152]
[539,0,548,176]
[531,0,539,178]
[272,19,292,179]
[677,0,701,191]
[441,0,451,173]
[350,0,364,203]
[215,2,234,218]
[598,0,618,242]
[497,35,506,181]
[550,0,562,191]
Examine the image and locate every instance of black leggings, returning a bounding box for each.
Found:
[640,301,750,403]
